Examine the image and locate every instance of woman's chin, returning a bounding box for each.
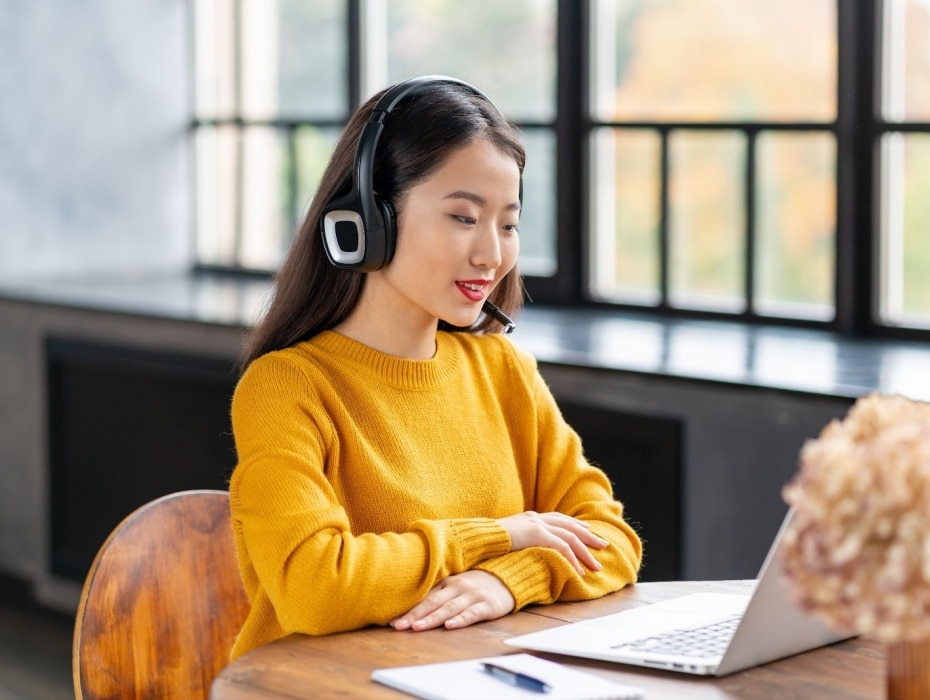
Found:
[440,311,482,329]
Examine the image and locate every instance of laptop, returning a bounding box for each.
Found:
[506,508,854,676]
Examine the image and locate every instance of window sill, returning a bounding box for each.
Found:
[0,271,927,402]
[518,305,930,401]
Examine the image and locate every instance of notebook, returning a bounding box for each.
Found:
[372,653,643,700]
[506,508,855,676]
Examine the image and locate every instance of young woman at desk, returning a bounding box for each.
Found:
[228,76,643,660]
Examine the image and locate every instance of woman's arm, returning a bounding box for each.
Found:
[472,350,643,608]
[388,511,612,632]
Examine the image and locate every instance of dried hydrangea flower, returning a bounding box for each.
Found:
[781,393,930,642]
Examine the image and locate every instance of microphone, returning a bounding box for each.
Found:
[482,300,516,334]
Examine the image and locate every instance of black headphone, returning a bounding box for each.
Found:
[319,75,514,272]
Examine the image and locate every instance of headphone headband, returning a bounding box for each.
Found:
[372,75,491,117]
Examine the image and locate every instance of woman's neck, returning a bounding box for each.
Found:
[332,304,438,360]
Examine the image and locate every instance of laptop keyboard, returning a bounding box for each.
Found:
[609,614,742,659]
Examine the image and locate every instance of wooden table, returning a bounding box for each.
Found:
[210,580,885,699]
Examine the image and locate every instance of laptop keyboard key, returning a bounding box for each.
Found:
[610,614,742,659]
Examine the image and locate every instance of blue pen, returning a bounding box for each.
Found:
[481,662,552,693]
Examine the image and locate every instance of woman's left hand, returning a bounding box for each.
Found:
[390,570,515,632]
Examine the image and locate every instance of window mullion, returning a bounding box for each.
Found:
[745,128,757,318]
[348,0,363,108]
[552,0,586,303]
[835,0,878,334]
[285,126,298,240]
[658,128,670,308]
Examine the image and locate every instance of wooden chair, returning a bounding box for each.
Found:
[73,489,250,700]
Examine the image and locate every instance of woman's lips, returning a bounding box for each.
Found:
[455,281,489,302]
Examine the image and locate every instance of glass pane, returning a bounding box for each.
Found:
[590,128,661,303]
[882,0,930,121]
[195,126,239,265]
[378,0,556,121]
[669,131,745,311]
[755,132,836,319]
[194,0,236,119]
[517,128,557,277]
[880,133,930,327]
[241,0,346,120]
[592,0,836,122]
[240,127,287,270]
[294,126,341,221]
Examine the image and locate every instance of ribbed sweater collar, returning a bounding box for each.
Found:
[309,331,464,389]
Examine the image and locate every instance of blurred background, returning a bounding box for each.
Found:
[2,2,930,698]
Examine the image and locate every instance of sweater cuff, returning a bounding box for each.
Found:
[451,518,512,568]
[474,549,557,609]
[412,517,511,571]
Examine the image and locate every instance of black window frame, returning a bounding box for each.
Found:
[191,0,930,341]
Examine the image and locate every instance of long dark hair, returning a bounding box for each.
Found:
[240,80,527,369]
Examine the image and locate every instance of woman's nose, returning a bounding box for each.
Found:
[471,224,503,268]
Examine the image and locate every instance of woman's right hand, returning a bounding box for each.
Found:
[496,511,609,576]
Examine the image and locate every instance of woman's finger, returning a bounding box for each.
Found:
[497,511,609,575]
[541,519,609,570]
[391,572,514,632]
[390,581,458,630]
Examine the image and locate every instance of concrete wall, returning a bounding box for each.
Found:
[0,1,190,278]
[0,298,244,610]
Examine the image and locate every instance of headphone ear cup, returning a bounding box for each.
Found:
[376,196,397,266]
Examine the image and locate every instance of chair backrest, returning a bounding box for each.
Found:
[73,489,250,700]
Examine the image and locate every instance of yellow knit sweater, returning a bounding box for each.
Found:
[228,330,642,660]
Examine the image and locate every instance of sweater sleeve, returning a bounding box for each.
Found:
[473,346,642,608]
[230,353,512,637]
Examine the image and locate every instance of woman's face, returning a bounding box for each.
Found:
[375,137,521,330]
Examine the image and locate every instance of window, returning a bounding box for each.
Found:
[376,0,558,276]
[589,0,837,322]
[879,0,930,328]
[191,0,930,337]
[192,0,556,274]
[194,0,346,271]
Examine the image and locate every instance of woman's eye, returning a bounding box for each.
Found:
[503,224,520,233]
[453,215,476,225]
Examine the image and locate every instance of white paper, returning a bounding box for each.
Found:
[372,653,643,700]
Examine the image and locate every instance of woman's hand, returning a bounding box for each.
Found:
[390,570,515,632]
[496,511,609,576]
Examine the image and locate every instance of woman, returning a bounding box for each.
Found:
[229,76,642,660]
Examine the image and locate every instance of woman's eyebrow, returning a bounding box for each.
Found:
[443,190,521,211]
